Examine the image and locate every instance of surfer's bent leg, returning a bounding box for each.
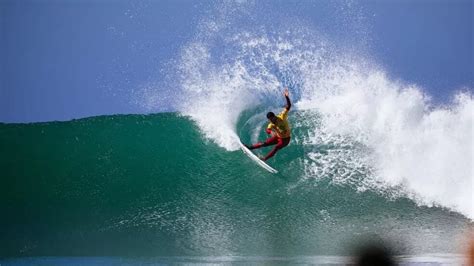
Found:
[263,137,290,161]
[249,136,278,150]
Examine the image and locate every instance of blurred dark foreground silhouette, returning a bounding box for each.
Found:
[353,243,395,266]
[350,229,474,266]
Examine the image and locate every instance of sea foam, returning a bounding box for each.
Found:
[142,1,473,219]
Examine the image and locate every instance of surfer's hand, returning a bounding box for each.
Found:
[284,88,289,97]
[266,128,272,134]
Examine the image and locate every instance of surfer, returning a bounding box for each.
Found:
[245,88,292,161]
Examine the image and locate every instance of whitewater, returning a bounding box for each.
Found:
[137,1,473,220]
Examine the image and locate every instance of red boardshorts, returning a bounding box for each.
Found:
[250,136,290,161]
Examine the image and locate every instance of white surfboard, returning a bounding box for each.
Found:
[239,142,278,174]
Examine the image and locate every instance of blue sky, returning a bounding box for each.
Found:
[1,0,472,123]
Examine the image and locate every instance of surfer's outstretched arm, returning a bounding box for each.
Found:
[284,88,291,111]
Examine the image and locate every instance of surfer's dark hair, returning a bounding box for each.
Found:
[266,112,275,119]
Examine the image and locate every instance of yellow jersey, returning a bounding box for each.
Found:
[267,108,291,138]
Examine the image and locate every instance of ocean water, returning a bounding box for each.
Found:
[0,254,467,265]
[0,113,471,261]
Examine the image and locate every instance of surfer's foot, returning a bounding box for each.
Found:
[244,144,252,149]
[259,156,266,161]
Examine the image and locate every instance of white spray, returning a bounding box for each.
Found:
[138,1,473,220]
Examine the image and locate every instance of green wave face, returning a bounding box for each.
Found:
[0,113,469,257]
